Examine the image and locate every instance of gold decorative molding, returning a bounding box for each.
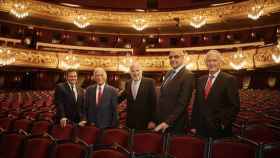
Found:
[5,46,280,71]
[0,0,279,32]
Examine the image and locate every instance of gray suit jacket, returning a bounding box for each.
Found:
[85,84,118,128]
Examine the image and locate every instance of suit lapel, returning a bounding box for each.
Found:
[204,72,223,101]
[65,83,76,103]
[134,79,144,101]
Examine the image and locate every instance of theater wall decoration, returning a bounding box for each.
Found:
[2,45,279,71]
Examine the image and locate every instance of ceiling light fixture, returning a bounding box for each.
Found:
[190,16,207,28]
[73,15,90,29]
[132,19,148,31]
[10,2,30,19]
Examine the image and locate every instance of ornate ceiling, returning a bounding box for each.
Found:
[0,0,280,34]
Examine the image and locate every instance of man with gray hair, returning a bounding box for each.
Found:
[84,67,118,128]
[191,50,240,138]
[120,62,157,130]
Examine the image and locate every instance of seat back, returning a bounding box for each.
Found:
[91,148,129,158]
[30,120,52,135]
[211,137,257,158]
[130,131,163,155]
[99,128,130,148]
[12,118,32,132]
[50,124,74,140]
[50,140,89,158]
[76,125,100,145]
[22,134,55,158]
[0,131,28,158]
[167,135,208,158]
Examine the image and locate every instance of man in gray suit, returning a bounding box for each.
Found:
[85,67,118,128]
[155,50,195,134]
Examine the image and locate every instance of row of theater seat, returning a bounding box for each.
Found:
[0,125,279,158]
[1,89,280,129]
[1,90,280,158]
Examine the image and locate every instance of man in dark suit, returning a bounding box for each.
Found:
[122,62,157,130]
[54,69,86,127]
[155,50,195,134]
[85,67,118,128]
[191,50,240,138]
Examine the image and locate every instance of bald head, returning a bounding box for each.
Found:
[129,62,142,81]
[205,50,223,74]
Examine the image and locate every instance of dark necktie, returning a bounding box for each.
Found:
[204,75,214,99]
[70,84,77,101]
[161,70,176,88]
[96,86,103,105]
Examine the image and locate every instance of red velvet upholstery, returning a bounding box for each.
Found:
[52,142,88,158]
[212,138,257,158]
[12,119,32,132]
[131,132,163,155]
[30,120,52,135]
[243,125,279,143]
[91,148,129,158]
[22,136,54,158]
[0,132,27,158]
[76,125,100,145]
[168,135,206,158]
[100,128,129,148]
[0,117,13,130]
[50,124,74,140]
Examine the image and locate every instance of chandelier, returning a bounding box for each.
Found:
[189,16,207,28]
[248,4,264,20]
[272,39,280,63]
[10,2,30,19]
[0,47,16,66]
[73,15,90,28]
[230,48,246,70]
[132,19,148,31]
[60,52,80,70]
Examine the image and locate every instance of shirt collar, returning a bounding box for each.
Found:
[209,70,220,78]
[173,64,185,73]
[97,83,105,90]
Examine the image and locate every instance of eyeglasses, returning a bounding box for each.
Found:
[168,55,182,59]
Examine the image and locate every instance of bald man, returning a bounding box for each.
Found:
[122,62,157,130]
[155,50,195,134]
[85,67,118,128]
[191,50,240,138]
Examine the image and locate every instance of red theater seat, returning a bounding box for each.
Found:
[99,128,130,148]
[167,135,208,158]
[76,125,100,145]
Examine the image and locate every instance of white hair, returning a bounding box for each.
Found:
[93,67,107,81]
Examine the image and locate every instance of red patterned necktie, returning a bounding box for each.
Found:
[204,75,214,99]
[96,86,103,105]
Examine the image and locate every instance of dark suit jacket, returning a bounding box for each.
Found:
[157,67,195,134]
[124,77,157,130]
[85,84,118,128]
[191,71,240,138]
[54,82,85,123]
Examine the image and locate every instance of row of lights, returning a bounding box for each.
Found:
[8,2,265,30]
[0,42,279,70]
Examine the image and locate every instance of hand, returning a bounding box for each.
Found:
[60,117,67,128]
[78,121,87,126]
[147,121,156,129]
[190,128,196,134]
[154,122,169,133]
